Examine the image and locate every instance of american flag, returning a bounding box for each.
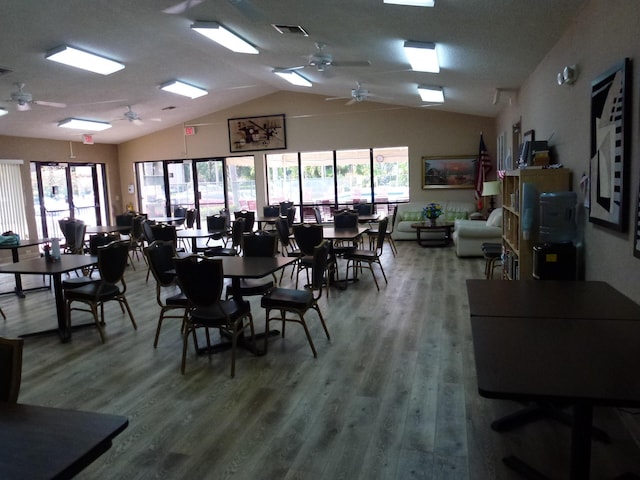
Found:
[475,134,493,207]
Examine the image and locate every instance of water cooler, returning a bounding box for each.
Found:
[532,191,577,280]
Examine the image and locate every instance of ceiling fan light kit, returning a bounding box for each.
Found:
[273,69,312,87]
[160,80,208,99]
[58,118,112,131]
[384,0,434,6]
[45,45,125,75]
[404,41,440,73]
[191,22,258,54]
[418,85,444,103]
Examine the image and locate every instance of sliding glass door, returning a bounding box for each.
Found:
[31,162,108,239]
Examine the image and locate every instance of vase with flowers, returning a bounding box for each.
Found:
[423,203,442,226]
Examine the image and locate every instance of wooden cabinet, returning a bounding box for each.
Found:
[501,168,572,280]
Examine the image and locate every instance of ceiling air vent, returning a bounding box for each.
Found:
[271,24,309,36]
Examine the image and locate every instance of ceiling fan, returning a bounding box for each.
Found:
[326,82,375,105]
[123,105,143,125]
[7,83,66,111]
[288,42,371,73]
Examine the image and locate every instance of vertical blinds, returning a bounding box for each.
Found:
[0,160,29,238]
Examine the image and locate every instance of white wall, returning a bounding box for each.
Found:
[497,0,640,301]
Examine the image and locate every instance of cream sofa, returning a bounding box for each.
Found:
[452,208,503,257]
[391,201,477,241]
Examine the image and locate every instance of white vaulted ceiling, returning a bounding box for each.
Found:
[0,0,588,144]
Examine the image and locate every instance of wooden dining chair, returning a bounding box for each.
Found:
[344,217,389,291]
[173,254,255,377]
[144,240,187,348]
[0,336,23,403]
[261,241,330,357]
[65,240,137,343]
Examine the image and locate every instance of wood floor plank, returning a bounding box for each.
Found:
[1,241,640,479]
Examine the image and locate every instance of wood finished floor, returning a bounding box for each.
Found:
[1,241,640,479]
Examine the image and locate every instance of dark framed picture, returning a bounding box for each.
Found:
[422,155,477,189]
[228,114,286,153]
[589,58,631,231]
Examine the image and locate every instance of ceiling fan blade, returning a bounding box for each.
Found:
[162,0,203,14]
[345,98,357,106]
[325,96,349,101]
[33,100,67,108]
[132,118,144,126]
[331,60,371,68]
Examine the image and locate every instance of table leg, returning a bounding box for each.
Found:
[52,273,71,342]
[570,402,592,480]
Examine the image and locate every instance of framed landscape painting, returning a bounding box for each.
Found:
[228,114,286,153]
[422,155,477,189]
[589,58,631,231]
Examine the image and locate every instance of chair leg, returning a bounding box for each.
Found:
[387,235,397,256]
[153,311,165,348]
[118,296,137,329]
[298,313,317,358]
[313,304,330,341]
[181,325,191,374]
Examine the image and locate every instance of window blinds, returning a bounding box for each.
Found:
[0,160,29,237]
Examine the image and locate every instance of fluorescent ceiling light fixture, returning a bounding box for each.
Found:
[0,108,8,117]
[160,80,208,99]
[191,22,258,54]
[384,0,434,6]
[45,45,125,75]
[273,69,312,87]
[404,41,440,73]
[418,85,444,103]
[58,118,112,131]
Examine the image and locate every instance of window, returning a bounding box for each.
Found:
[266,146,409,216]
[0,160,29,238]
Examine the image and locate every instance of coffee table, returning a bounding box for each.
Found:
[410,221,454,247]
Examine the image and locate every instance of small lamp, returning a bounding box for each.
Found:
[482,181,501,213]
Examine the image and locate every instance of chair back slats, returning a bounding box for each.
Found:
[206,214,227,232]
[243,231,277,258]
[174,255,224,308]
[311,241,329,295]
[333,211,359,229]
[293,224,323,256]
[97,240,130,285]
[144,240,177,286]
[313,207,323,224]
[279,201,294,216]
[374,217,389,252]
[355,203,373,216]
[263,205,280,217]
[150,224,177,244]
[0,337,23,403]
[234,210,255,232]
[89,234,119,255]
[185,209,197,228]
[173,206,187,226]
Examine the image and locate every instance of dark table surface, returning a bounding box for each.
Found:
[466,279,640,479]
[0,402,128,480]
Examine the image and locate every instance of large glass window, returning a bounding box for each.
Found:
[336,149,371,206]
[266,153,300,205]
[266,146,409,217]
[225,156,256,213]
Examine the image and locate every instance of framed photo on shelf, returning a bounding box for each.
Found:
[228,114,286,153]
[589,58,631,231]
[422,155,477,189]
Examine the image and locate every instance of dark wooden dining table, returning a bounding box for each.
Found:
[0,255,98,341]
[0,237,51,298]
[85,225,131,235]
[466,279,640,480]
[0,402,128,480]
[176,228,216,252]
